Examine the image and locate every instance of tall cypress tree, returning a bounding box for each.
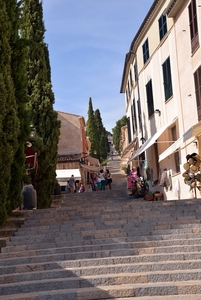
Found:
[5,0,30,213]
[21,0,60,208]
[86,97,98,157]
[94,109,109,161]
[0,0,20,224]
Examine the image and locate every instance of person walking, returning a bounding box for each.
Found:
[99,169,106,191]
[69,174,75,193]
[106,169,112,190]
[131,167,138,182]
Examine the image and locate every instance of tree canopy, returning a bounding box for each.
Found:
[0,0,61,225]
[21,0,60,208]
[86,97,109,163]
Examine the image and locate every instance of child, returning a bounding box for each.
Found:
[78,183,85,193]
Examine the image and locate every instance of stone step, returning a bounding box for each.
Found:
[1,280,201,299]
[0,229,17,237]
[3,236,201,254]
[5,227,201,248]
[13,224,201,239]
[5,232,201,251]
[2,193,201,298]
[3,239,201,260]
[2,262,201,285]
[1,250,201,272]
[12,222,201,239]
[104,296,201,300]
[0,211,32,252]
[0,237,10,250]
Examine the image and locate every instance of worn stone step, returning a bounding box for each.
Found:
[0,237,10,250]
[14,221,201,236]
[3,236,201,254]
[11,227,201,240]
[104,296,201,300]
[5,232,201,251]
[21,216,201,225]
[2,264,201,285]
[1,251,201,274]
[0,229,18,237]
[1,280,201,299]
[6,227,201,248]
[3,240,201,260]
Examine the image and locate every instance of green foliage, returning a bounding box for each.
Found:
[86,97,98,156]
[94,109,110,162]
[21,0,60,208]
[0,0,20,225]
[86,98,110,163]
[6,0,30,213]
[112,115,127,155]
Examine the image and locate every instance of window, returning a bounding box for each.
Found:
[188,0,199,52]
[137,99,142,132]
[126,89,129,103]
[142,38,149,64]
[131,98,137,136]
[134,63,137,82]
[146,79,154,117]
[171,126,180,174]
[162,56,173,101]
[129,70,133,86]
[127,117,132,143]
[194,66,201,121]
[127,81,130,98]
[158,14,167,41]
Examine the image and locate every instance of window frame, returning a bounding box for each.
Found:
[146,79,154,118]
[194,65,201,121]
[142,38,150,64]
[171,126,180,174]
[162,56,173,101]
[131,98,137,136]
[188,0,199,52]
[137,99,143,132]
[158,13,167,41]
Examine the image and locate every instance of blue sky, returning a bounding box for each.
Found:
[42,0,154,132]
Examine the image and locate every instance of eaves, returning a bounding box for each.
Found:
[120,0,163,93]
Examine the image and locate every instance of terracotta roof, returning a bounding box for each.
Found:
[57,153,82,162]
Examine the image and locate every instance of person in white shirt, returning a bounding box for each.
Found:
[69,175,75,193]
[99,169,106,191]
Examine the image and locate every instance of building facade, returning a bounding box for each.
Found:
[120,0,201,200]
[56,111,100,188]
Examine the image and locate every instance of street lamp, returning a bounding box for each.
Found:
[30,125,36,138]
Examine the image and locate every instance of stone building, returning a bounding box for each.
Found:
[56,111,100,189]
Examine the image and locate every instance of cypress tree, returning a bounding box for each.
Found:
[5,0,30,213]
[0,0,20,224]
[94,109,109,162]
[21,0,60,208]
[86,97,98,157]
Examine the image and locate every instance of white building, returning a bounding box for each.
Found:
[120,0,201,200]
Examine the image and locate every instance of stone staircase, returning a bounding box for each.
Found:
[1,188,201,299]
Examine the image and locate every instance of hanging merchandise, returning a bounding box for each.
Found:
[182,152,201,196]
[159,168,168,187]
[168,171,172,190]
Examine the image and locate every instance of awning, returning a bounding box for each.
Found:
[159,121,201,162]
[85,156,100,167]
[129,117,177,161]
[56,169,81,180]
[80,164,99,172]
